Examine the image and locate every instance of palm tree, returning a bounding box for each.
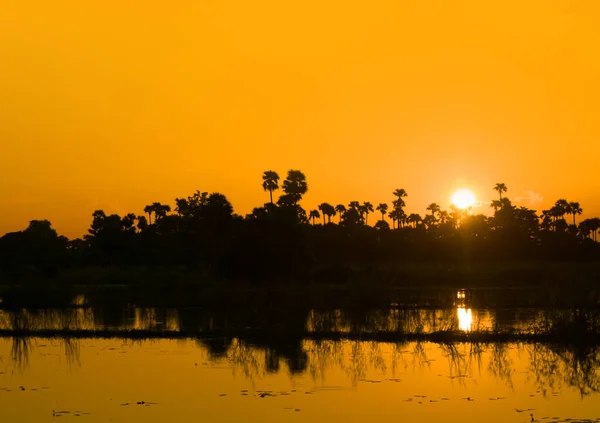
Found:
[388,209,400,229]
[493,183,507,200]
[567,201,582,226]
[143,204,154,225]
[426,203,440,217]
[376,203,388,221]
[392,188,408,209]
[309,209,320,225]
[407,213,422,228]
[262,170,280,204]
[136,215,148,232]
[335,204,346,223]
[554,199,569,222]
[152,202,171,220]
[578,220,592,240]
[282,170,308,204]
[319,203,336,224]
[423,214,437,229]
[363,202,374,225]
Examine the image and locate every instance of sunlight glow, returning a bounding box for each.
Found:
[451,189,476,209]
[457,307,473,332]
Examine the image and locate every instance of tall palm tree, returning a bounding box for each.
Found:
[363,202,374,225]
[282,170,308,204]
[493,183,507,200]
[567,201,583,226]
[143,204,154,225]
[393,189,408,209]
[388,209,400,229]
[554,199,569,222]
[318,203,336,224]
[335,204,346,223]
[262,170,280,204]
[317,203,328,225]
[376,203,388,221]
[309,209,320,225]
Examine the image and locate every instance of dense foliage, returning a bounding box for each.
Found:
[1,170,599,282]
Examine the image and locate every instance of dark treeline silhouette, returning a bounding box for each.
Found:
[1,170,600,284]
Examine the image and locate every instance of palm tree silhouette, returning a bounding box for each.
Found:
[152,202,171,220]
[376,203,388,221]
[393,188,408,209]
[136,215,148,232]
[407,213,422,228]
[493,183,507,200]
[262,170,280,204]
[318,203,336,224]
[309,209,320,225]
[567,201,582,226]
[426,203,441,218]
[282,170,308,204]
[363,202,374,225]
[554,199,569,223]
[335,204,346,223]
[143,204,154,225]
[388,209,400,229]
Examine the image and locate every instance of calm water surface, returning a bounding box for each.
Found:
[1,290,599,422]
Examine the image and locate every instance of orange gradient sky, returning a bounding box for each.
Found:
[1,0,599,238]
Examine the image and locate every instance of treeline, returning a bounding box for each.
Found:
[1,170,599,282]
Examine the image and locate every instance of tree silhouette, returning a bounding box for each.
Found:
[494,183,508,200]
[309,209,320,225]
[143,205,154,225]
[407,213,422,228]
[262,170,280,204]
[374,220,390,231]
[567,201,583,226]
[335,204,346,223]
[136,215,148,232]
[388,209,400,229]
[282,170,308,204]
[426,203,440,217]
[393,189,408,207]
[362,202,374,225]
[376,203,388,221]
[318,203,335,224]
[153,203,171,220]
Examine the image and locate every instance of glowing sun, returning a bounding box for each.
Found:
[451,189,476,209]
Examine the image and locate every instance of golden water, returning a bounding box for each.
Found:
[0,337,598,423]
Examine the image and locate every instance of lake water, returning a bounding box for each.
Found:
[0,289,599,422]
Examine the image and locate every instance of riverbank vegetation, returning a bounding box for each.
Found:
[1,170,599,286]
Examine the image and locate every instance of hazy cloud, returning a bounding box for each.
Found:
[515,190,544,206]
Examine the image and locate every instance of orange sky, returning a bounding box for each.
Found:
[1,0,599,238]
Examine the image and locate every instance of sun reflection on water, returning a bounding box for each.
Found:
[456,289,472,332]
[457,307,473,332]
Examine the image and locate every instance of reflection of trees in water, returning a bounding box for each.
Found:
[528,343,600,397]
[11,337,30,371]
[487,343,515,389]
[8,337,81,371]
[194,337,232,359]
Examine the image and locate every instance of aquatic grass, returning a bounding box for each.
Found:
[1,326,600,345]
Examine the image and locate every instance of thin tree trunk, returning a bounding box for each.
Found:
[269,190,273,204]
